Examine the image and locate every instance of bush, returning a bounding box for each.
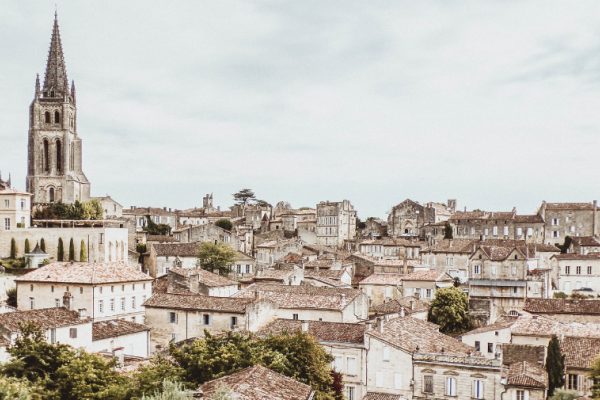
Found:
[214,218,233,231]
[10,238,17,260]
[549,389,580,400]
[24,239,30,255]
[40,238,46,252]
[57,238,64,262]
[6,287,17,308]
[141,380,193,400]
[68,238,75,262]
[80,240,86,262]
[553,292,568,299]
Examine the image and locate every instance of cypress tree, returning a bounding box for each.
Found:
[80,240,87,262]
[545,334,565,397]
[24,239,30,254]
[68,238,75,262]
[57,238,64,262]
[10,238,17,259]
[443,222,454,239]
[40,238,46,252]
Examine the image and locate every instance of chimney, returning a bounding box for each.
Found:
[302,321,309,332]
[78,308,87,319]
[114,347,125,367]
[163,207,167,211]
[63,292,73,310]
[410,300,414,310]
[377,317,384,333]
[340,293,346,305]
[169,208,172,212]
[400,306,405,317]
[449,239,453,248]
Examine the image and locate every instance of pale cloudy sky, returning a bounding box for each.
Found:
[1,1,599,219]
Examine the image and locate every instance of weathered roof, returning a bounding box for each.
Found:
[152,243,198,257]
[502,344,545,367]
[92,319,150,341]
[153,275,168,293]
[0,307,90,332]
[524,299,600,315]
[200,365,313,400]
[257,239,298,248]
[511,313,600,338]
[370,296,430,315]
[28,242,49,255]
[359,273,405,285]
[170,268,237,288]
[363,393,406,400]
[254,269,297,282]
[235,284,361,311]
[303,269,346,279]
[507,361,548,388]
[276,252,303,263]
[402,270,450,281]
[15,262,153,284]
[553,253,600,260]
[450,211,516,221]
[367,316,476,356]
[146,235,178,243]
[571,236,600,247]
[561,336,600,369]
[423,239,477,254]
[461,316,517,336]
[544,202,597,211]
[256,319,365,344]
[143,293,255,313]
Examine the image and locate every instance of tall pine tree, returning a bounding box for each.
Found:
[80,240,86,262]
[57,238,64,261]
[24,239,30,254]
[68,238,75,262]
[545,335,565,397]
[10,238,17,259]
[40,238,46,252]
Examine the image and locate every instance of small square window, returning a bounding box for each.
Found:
[70,328,77,338]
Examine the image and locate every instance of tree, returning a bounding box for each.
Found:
[428,286,471,334]
[130,355,185,398]
[590,356,600,398]
[553,292,568,299]
[40,238,46,252]
[141,380,192,400]
[548,389,579,400]
[80,240,87,262]
[68,238,75,262]
[254,200,271,208]
[196,242,237,277]
[24,239,30,255]
[205,384,236,400]
[330,370,344,400]
[232,189,255,205]
[57,238,64,262]
[275,201,292,212]
[143,215,171,236]
[6,287,17,308]
[443,222,453,239]
[298,207,311,211]
[0,377,31,400]
[557,236,573,254]
[545,335,565,397]
[10,238,17,259]
[214,218,233,231]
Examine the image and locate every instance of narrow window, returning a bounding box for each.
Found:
[98,300,103,313]
[43,140,49,172]
[169,312,178,324]
[30,297,35,310]
[50,328,56,344]
[475,341,480,351]
[44,111,50,123]
[203,314,211,325]
[55,299,60,307]
[292,314,299,320]
[424,375,434,393]
[70,328,77,338]
[383,345,390,361]
[446,377,456,396]
[56,140,62,173]
[54,111,60,123]
[472,380,484,399]
[488,343,493,353]
[49,188,54,203]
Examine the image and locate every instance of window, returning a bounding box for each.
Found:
[122,285,125,291]
[446,377,456,396]
[29,297,35,309]
[169,312,178,324]
[570,226,575,232]
[203,314,211,325]
[484,228,489,236]
[119,297,125,311]
[383,346,390,361]
[472,380,484,399]
[55,299,60,307]
[4,200,8,209]
[395,373,402,389]
[99,233,104,244]
[70,328,77,338]
[347,357,356,375]
[424,375,433,393]
[49,328,56,344]
[552,218,559,226]
[131,316,136,322]
[131,297,136,309]
[334,356,342,372]
[513,287,518,294]
[171,333,178,342]
[99,287,103,294]
[568,374,579,390]
[293,314,299,320]
[376,371,383,388]
[488,343,493,353]
[4,218,9,231]
[474,265,480,274]
[576,266,582,275]
[80,287,83,294]
[30,285,34,292]
[97,300,104,313]
[493,226,498,236]
[347,386,355,400]
[588,266,593,275]
[54,111,60,123]
[553,231,559,238]
[385,286,392,298]
[426,289,432,298]
[110,299,115,311]
[45,111,50,123]
[516,390,525,400]
[475,341,480,351]
[230,316,238,328]
[565,266,571,275]
[516,227,522,236]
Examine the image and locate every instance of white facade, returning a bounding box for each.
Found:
[0,189,32,232]
[92,329,149,358]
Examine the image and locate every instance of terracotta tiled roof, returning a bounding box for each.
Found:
[402,270,449,281]
[152,243,198,257]
[303,275,349,287]
[544,202,597,210]
[561,336,600,369]
[502,344,545,366]
[359,273,405,285]
[370,296,430,315]
[277,252,303,263]
[553,253,600,260]
[367,316,477,356]
[256,319,365,344]
[235,284,361,311]
[461,316,517,336]
[514,215,544,223]
[153,275,168,293]
[571,236,600,247]
[511,313,600,338]
[170,268,237,287]
[0,308,90,332]
[507,361,548,388]
[303,269,346,279]
[143,293,256,313]
[423,239,477,254]
[450,211,515,221]
[200,365,313,400]
[147,235,178,243]
[92,319,150,341]
[15,262,153,284]
[524,299,600,315]
[304,259,336,269]
[254,269,296,281]
[363,393,406,400]
[302,247,318,256]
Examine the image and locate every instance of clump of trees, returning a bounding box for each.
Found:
[143,215,171,236]
[33,199,103,221]
[232,189,270,207]
[214,218,233,231]
[545,335,565,397]
[428,286,471,334]
[196,242,237,277]
[443,222,453,239]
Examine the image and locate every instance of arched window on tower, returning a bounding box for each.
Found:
[56,140,62,173]
[43,140,49,173]
[49,188,55,203]
[50,90,55,97]
[54,111,60,124]
[44,112,50,124]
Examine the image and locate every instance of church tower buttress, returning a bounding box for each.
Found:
[27,13,91,205]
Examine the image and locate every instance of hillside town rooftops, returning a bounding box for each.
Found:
[92,319,150,341]
[359,273,405,285]
[0,308,90,332]
[370,296,430,315]
[143,292,256,313]
[170,268,237,287]
[15,262,153,284]
[151,243,198,257]
[235,284,361,310]
[561,336,600,369]
[256,319,365,344]
[506,361,548,388]
[524,299,600,315]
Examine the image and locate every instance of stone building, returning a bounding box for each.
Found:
[145,242,198,277]
[0,185,33,231]
[93,196,122,219]
[123,207,178,233]
[357,238,425,259]
[255,239,303,268]
[173,223,242,252]
[91,319,150,358]
[363,218,387,237]
[504,360,548,400]
[387,199,454,238]
[316,200,356,248]
[230,204,272,230]
[538,201,600,245]
[26,15,91,205]
[421,239,477,283]
[561,336,599,398]
[523,298,600,324]
[166,268,238,297]
[569,235,600,255]
[358,274,404,306]
[551,253,600,296]
[400,270,454,300]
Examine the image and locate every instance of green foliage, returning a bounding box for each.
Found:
[553,291,568,299]
[137,244,148,254]
[5,287,16,308]
[356,218,366,230]
[205,384,235,400]
[80,240,86,262]
[16,223,25,228]
[443,222,453,239]
[57,238,64,262]
[254,200,271,208]
[232,189,256,205]
[0,376,31,400]
[548,389,579,400]
[130,355,185,398]
[68,238,75,262]
[24,240,30,255]
[428,286,471,334]
[590,355,600,398]
[32,206,57,220]
[196,242,237,277]
[143,215,171,236]
[39,238,45,252]
[299,207,311,211]
[41,259,50,266]
[214,218,233,231]
[545,335,565,397]
[34,200,103,221]
[10,239,16,260]
[557,236,573,254]
[141,380,192,400]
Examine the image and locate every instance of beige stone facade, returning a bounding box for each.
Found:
[316,200,356,248]
[538,201,600,245]
[0,188,32,232]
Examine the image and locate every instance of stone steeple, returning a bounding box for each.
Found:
[43,12,69,98]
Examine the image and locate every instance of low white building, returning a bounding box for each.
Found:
[15,261,153,322]
[0,186,33,232]
[167,268,238,297]
[92,319,150,358]
[147,243,199,278]
[552,253,600,295]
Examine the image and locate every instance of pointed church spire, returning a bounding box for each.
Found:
[43,12,69,97]
[35,73,40,95]
[71,80,76,105]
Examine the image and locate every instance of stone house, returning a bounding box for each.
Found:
[316,200,356,248]
[257,319,367,400]
[369,296,430,320]
[230,250,256,276]
[146,242,198,277]
[523,298,600,324]
[123,206,178,233]
[400,270,454,300]
[358,274,404,306]
[91,319,150,358]
[166,268,238,297]
[173,223,242,253]
[568,235,600,255]
[347,254,416,278]
[363,219,387,237]
[303,268,352,288]
[142,292,278,353]
[255,239,303,268]
[538,201,600,245]
[15,261,153,322]
[93,196,122,219]
[387,199,454,238]
[234,284,369,323]
[0,186,32,231]
[357,238,424,259]
[552,253,600,295]
[504,361,548,400]
[230,204,272,230]
[200,364,314,400]
[253,268,304,286]
[561,336,599,397]
[458,316,517,358]
[0,307,92,362]
[421,239,477,283]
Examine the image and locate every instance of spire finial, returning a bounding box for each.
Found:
[43,10,69,97]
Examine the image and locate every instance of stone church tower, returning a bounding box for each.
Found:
[26,13,91,205]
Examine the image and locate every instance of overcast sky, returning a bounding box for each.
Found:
[2,1,600,219]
